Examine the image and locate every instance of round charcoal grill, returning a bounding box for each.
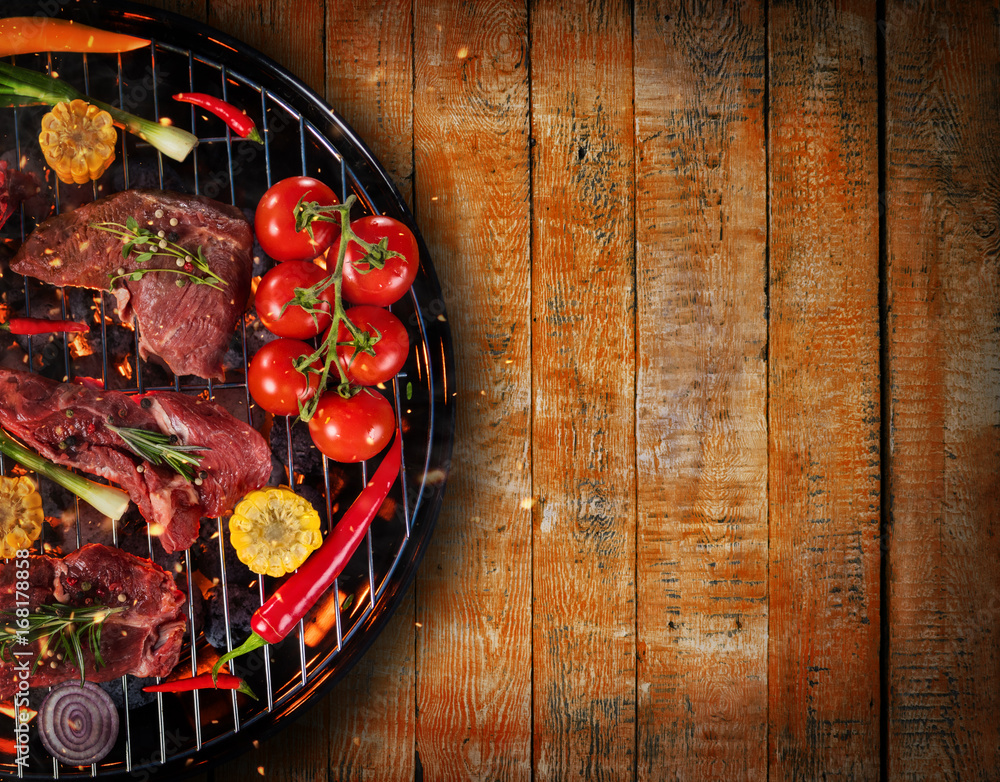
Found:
[0,1,454,778]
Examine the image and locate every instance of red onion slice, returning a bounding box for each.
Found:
[38,681,119,765]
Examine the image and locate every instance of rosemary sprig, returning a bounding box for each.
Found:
[0,603,124,682]
[106,423,206,482]
[92,216,226,291]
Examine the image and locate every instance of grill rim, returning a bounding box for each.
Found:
[0,0,456,778]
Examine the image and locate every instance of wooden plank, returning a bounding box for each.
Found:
[325,591,417,781]
[884,2,1000,778]
[767,1,881,778]
[411,1,533,779]
[322,3,417,780]
[633,1,768,779]
[529,2,636,779]
[207,0,325,95]
[139,0,207,21]
[324,0,414,205]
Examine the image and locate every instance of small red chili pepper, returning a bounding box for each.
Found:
[1,317,88,335]
[143,672,257,700]
[173,93,263,143]
[212,429,402,679]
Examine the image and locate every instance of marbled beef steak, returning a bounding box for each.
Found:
[0,544,186,697]
[0,368,271,553]
[10,189,253,381]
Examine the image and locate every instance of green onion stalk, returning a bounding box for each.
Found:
[0,429,130,521]
[0,61,197,162]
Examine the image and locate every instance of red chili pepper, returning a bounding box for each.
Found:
[1,317,88,335]
[212,430,402,679]
[143,672,257,700]
[173,93,263,143]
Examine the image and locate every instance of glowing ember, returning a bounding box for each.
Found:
[116,356,133,380]
[0,703,36,723]
[303,589,350,647]
[190,570,217,601]
[90,294,110,324]
[68,332,95,358]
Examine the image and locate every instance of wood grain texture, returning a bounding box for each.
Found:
[321,3,417,779]
[884,1,1000,779]
[530,1,636,779]
[634,1,768,779]
[207,0,325,96]
[40,2,1000,777]
[412,0,533,779]
[324,0,414,206]
[137,0,207,21]
[768,1,881,779]
[323,590,416,781]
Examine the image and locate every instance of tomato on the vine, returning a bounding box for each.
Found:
[255,176,340,262]
[331,305,409,387]
[248,338,321,417]
[339,215,419,306]
[255,260,334,339]
[308,388,395,463]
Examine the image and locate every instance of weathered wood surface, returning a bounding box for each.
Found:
[412,0,533,779]
[767,1,882,779]
[134,0,1000,779]
[634,2,768,780]
[884,1,1000,780]
[530,2,636,780]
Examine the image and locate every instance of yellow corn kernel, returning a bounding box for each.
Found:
[0,475,44,558]
[38,99,117,185]
[228,486,323,577]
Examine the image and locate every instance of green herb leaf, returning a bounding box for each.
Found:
[92,220,226,291]
[0,604,124,683]
[106,423,206,482]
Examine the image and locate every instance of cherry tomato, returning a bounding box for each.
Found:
[308,388,395,463]
[248,338,321,417]
[339,215,419,306]
[331,305,409,386]
[255,176,341,262]
[255,260,334,339]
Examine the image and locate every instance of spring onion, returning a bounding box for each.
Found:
[0,429,130,521]
[0,61,197,162]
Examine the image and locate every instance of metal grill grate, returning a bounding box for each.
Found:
[0,4,452,779]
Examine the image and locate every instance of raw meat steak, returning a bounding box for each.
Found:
[0,368,271,553]
[9,189,252,381]
[0,544,186,697]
